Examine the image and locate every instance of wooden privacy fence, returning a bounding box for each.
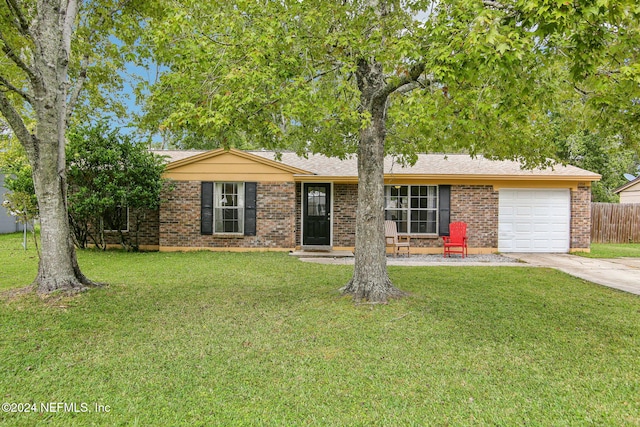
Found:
[591,203,640,243]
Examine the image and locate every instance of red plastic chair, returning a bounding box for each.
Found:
[442,222,468,258]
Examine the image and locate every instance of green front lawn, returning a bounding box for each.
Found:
[1,232,639,426]
[578,243,640,259]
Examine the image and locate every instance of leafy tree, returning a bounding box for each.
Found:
[544,38,640,202]
[141,1,638,302]
[0,0,160,293]
[552,0,640,198]
[66,122,167,251]
[153,127,260,151]
[0,136,29,189]
[557,131,638,202]
[1,165,37,220]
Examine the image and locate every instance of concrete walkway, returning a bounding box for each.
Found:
[297,252,640,296]
[298,256,525,267]
[504,254,640,296]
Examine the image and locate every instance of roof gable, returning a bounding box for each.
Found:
[162,148,312,182]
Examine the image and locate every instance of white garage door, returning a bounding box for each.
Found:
[498,189,570,253]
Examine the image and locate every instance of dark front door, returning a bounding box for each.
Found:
[303,183,331,246]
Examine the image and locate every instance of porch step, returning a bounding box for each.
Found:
[289,250,354,258]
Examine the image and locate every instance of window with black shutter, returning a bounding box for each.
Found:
[438,185,451,237]
[201,182,214,235]
[244,182,257,236]
[200,181,257,235]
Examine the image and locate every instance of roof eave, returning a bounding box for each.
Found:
[294,173,601,183]
[386,173,601,181]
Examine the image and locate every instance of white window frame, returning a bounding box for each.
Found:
[214,182,244,234]
[384,185,438,235]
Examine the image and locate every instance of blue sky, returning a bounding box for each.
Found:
[103,33,166,145]
[114,61,158,136]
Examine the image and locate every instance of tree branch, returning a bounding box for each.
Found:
[304,64,343,84]
[0,89,35,150]
[397,81,421,95]
[60,0,79,65]
[57,0,81,178]
[482,0,519,18]
[207,63,344,123]
[572,84,592,97]
[384,62,426,97]
[200,32,238,47]
[0,75,35,104]
[4,0,31,36]
[482,0,512,12]
[67,55,89,123]
[0,30,37,83]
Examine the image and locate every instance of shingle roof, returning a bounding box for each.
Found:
[152,150,207,162]
[152,149,600,180]
[251,152,599,179]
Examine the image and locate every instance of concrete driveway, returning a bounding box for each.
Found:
[506,254,640,296]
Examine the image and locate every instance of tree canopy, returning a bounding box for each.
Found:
[140,1,638,160]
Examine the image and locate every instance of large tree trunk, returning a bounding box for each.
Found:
[22,0,96,293]
[341,60,406,303]
[29,131,94,293]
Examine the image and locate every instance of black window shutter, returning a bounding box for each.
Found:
[438,185,451,237]
[201,182,213,235]
[244,182,257,236]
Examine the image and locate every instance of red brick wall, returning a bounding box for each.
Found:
[570,184,592,249]
[295,184,301,246]
[450,185,499,248]
[99,208,159,249]
[256,182,297,248]
[160,181,200,247]
[159,181,296,249]
[332,184,358,247]
[131,208,160,248]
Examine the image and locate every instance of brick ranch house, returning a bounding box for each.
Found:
[130,148,601,254]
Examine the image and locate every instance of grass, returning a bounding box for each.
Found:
[1,232,640,426]
[576,243,640,259]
